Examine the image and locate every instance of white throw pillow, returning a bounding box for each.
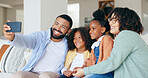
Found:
[0,39,9,49]
[0,46,26,73]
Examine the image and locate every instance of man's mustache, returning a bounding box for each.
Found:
[52,28,63,34]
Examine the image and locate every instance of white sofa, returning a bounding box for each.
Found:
[0,34,148,78]
[0,37,31,78]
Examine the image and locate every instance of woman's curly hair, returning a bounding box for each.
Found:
[66,27,94,52]
[109,7,144,34]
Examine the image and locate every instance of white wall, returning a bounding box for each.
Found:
[7,8,16,21]
[115,0,142,19]
[41,0,67,31]
[69,0,98,27]
[7,5,24,34]
[24,0,68,34]
[16,8,24,34]
[68,3,79,28]
[79,0,98,26]
[142,0,148,14]
[0,7,6,36]
[24,0,41,34]
[0,7,4,36]
[142,0,148,34]
[143,14,148,34]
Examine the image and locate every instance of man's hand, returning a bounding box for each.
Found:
[72,67,85,77]
[63,70,73,77]
[3,21,15,41]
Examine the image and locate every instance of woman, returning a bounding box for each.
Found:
[73,7,148,78]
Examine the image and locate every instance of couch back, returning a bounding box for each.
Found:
[141,34,148,45]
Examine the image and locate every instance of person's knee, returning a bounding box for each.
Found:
[39,72,60,78]
[11,71,25,78]
[39,72,49,78]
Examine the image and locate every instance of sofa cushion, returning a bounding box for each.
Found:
[0,38,8,49]
[0,73,12,78]
[0,45,10,61]
[0,46,26,73]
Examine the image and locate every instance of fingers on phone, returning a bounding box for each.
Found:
[7,32,14,34]
[7,20,11,22]
[3,24,11,31]
[3,30,13,34]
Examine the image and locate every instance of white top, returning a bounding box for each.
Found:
[31,39,66,73]
[61,53,84,74]
[91,35,105,49]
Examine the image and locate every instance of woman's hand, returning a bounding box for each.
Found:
[72,67,85,77]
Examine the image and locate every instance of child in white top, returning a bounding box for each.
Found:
[59,27,94,78]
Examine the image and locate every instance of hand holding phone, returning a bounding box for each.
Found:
[6,22,22,32]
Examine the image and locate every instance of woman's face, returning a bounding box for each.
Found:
[73,31,86,50]
[109,14,120,35]
[89,20,105,41]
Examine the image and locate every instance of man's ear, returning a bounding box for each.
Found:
[67,29,71,34]
[101,27,106,34]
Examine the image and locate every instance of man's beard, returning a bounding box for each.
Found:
[51,28,66,39]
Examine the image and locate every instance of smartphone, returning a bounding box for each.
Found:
[6,22,21,32]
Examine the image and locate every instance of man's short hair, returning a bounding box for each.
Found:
[57,14,73,29]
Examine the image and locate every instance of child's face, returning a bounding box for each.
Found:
[73,31,86,50]
[89,20,105,40]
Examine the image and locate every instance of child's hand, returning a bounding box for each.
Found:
[63,70,73,77]
[83,58,91,67]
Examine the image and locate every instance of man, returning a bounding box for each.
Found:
[3,14,73,78]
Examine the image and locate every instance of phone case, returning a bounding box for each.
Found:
[6,22,21,32]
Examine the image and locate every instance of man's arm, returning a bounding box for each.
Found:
[3,23,39,49]
[10,33,38,49]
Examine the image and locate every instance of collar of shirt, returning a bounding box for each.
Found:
[91,35,105,49]
[46,28,51,41]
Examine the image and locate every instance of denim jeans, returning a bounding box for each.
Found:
[59,75,79,78]
[84,72,114,78]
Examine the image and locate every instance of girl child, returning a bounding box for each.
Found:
[73,7,148,78]
[59,27,94,78]
[80,9,114,78]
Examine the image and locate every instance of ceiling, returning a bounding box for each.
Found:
[0,0,74,6]
[0,0,23,7]
[0,0,72,8]
[0,0,71,6]
[1,0,148,5]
